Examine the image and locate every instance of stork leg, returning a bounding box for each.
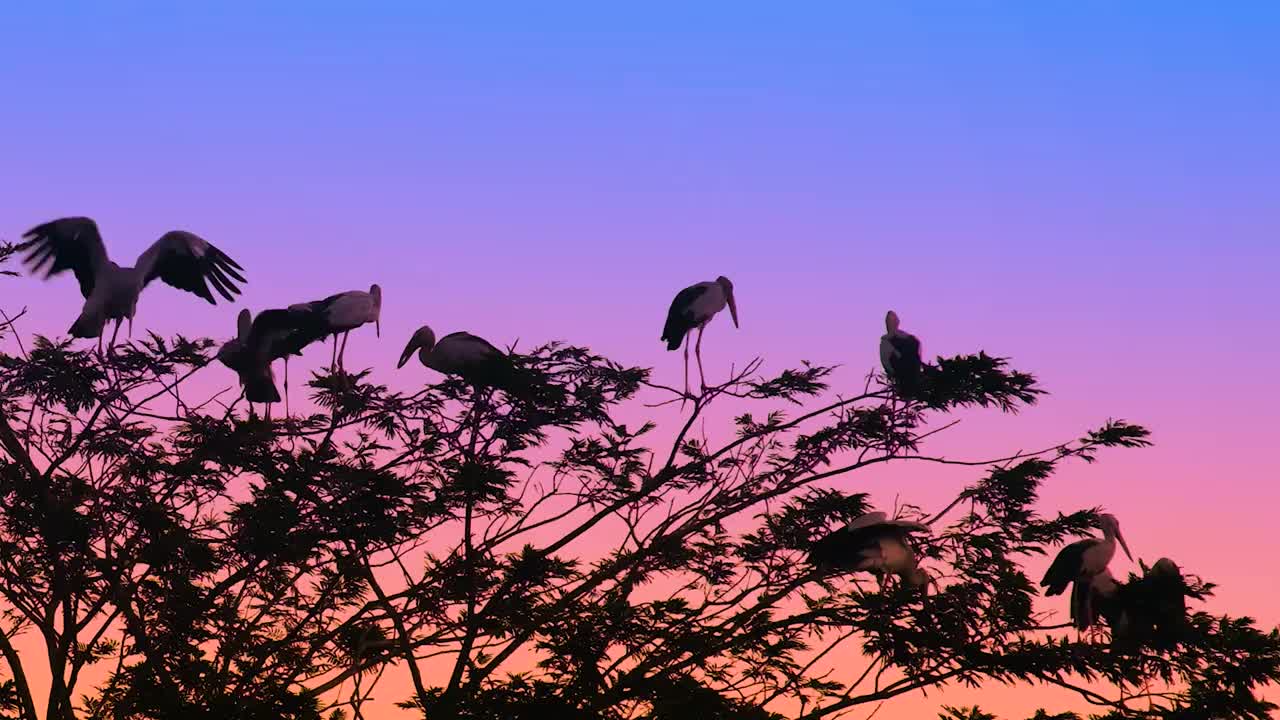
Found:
[107,319,122,355]
[127,316,133,339]
[695,325,707,392]
[338,331,350,370]
[330,335,339,372]
[681,334,691,408]
[283,357,290,417]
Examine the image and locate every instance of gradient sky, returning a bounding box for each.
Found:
[2,3,1278,716]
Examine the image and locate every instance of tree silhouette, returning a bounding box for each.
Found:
[1,246,1277,720]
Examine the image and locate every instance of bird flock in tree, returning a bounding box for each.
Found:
[13,214,1195,650]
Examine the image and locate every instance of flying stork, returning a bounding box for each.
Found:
[397,326,529,399]
[879,310,923,396]
[1041,513,1132,628]
[660,276,739,399]
[291,285,381,372]
[808,511,932,592]
[216,306,327,417]
[17,216,246,352]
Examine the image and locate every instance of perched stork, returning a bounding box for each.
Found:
[216,310,278,414]
[1075,557,1194,649]
[398,326,529,399]
[879,310,923,396]
[292,285,381,372]
[808,511,931,591]
[1144,558,1190,632]
[217,307,327,416]
[18,216,245,352]
[660,276,739,398]
[1041,514,1132,627]
[1117,557,1193,650]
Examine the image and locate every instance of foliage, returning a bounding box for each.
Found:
[0,248,1277,720]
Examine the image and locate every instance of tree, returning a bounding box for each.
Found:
[1,245,1277,720]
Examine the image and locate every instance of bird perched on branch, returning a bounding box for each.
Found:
[808,511,932,591]
[18,216,246,352]
[1041,513,1132,634]
[1108,557,1195,649]
[217,306,326,417]
[661,276,739,400]
[289,285,381,373]
[1139,557,1193,647]
[879,310,923,396]
[398,325,532,400]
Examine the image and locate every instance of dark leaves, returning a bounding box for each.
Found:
[0,316,1272,720]
[746,362,834,404]
[1076,420,1152,463]
[0,336,106,412]
[0,240,19,277]
[920,352,1044,411]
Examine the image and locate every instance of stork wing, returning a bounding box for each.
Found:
[297,291,357,314]
[246,309,298,347]
[669,283,710,314]
[18,217,109,298]
[892,333,922,362]
[443,331,504,358]
[1040,539,1092,589]
[663,283,709,323]
[844,511,889,530]
[844,512,928,535]
[879,335,897,372]
[136,231,246,304]
[810,522,897,570]
[882,518,931,533]
[248,307,327,361]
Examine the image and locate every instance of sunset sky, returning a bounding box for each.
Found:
[2,3,1278,716]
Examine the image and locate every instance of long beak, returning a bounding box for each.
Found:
[727,292,739,328]
[376,319,381,338]
[1116,530,1133,562]
[397,339,417,369]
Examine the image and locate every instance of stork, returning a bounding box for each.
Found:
[397,326,529,399]
[1075,556,1194,650]
[17,216,246,352]
[1118,557,1193,650]
[1144,558,1190,635]
[879,310,923,396]
[216,307,327,417]
[1041,514,1132,630]
[291,285,381,372]
[808,511,932,592]
[216,310,277,417]
[660,276,739,399]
